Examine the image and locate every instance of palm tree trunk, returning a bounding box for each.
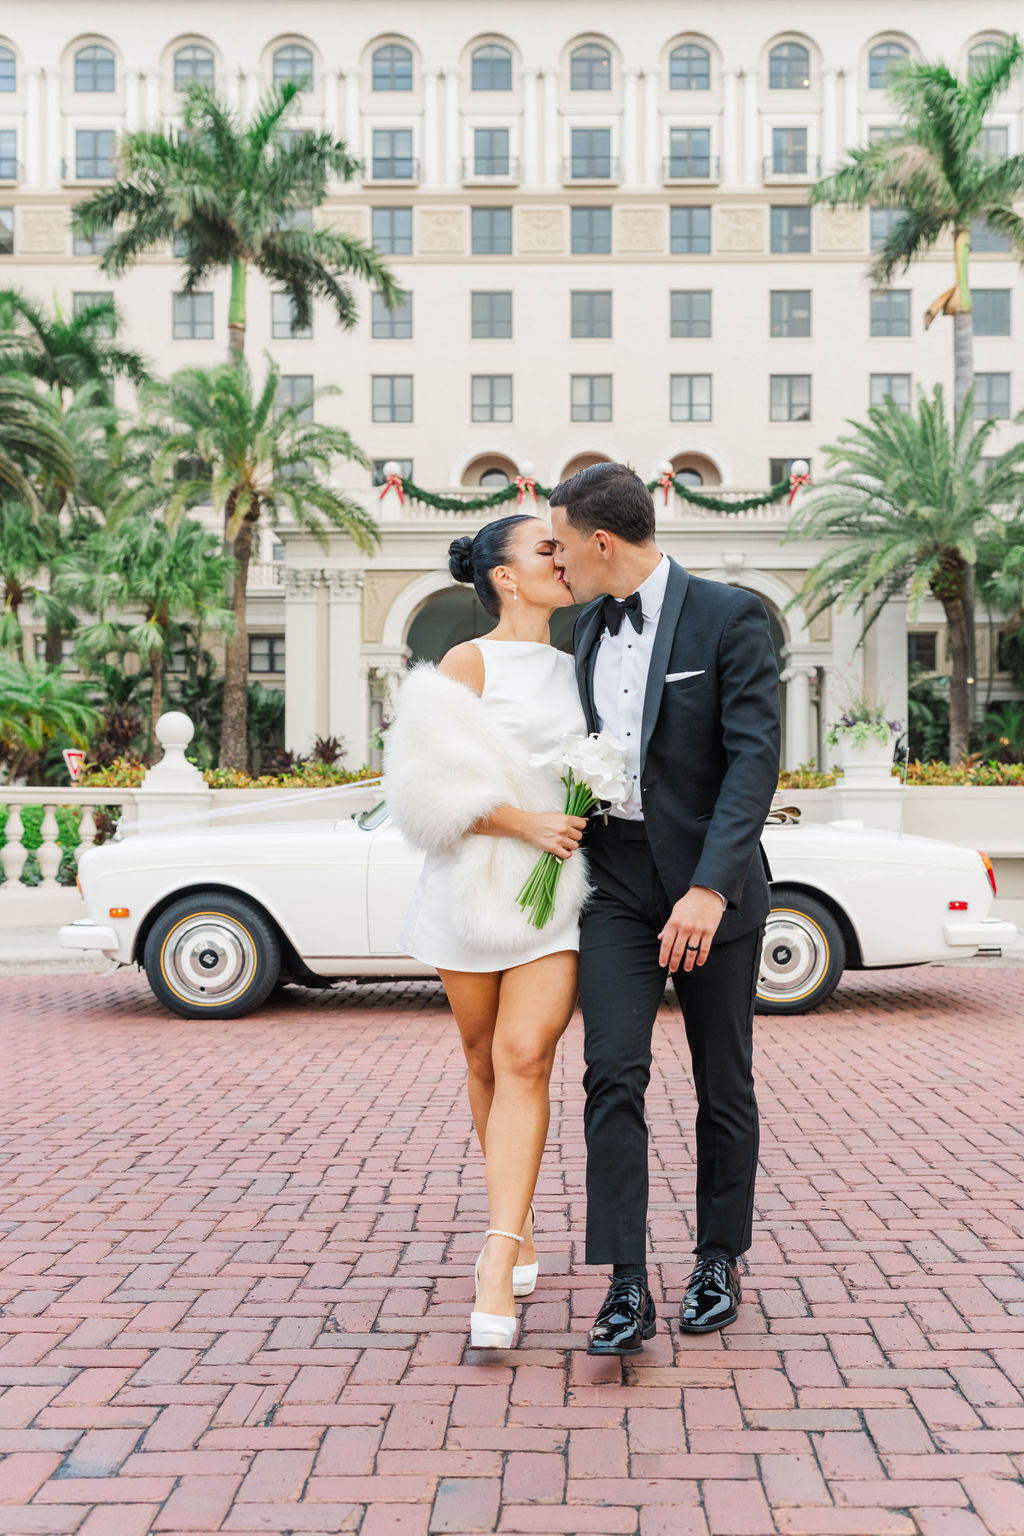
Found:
[227,257,247,362]
[149,648,164,765]
[219,509,254,771]
[44,617,63,667]
[939,592,971,764]
[952,230,978,730]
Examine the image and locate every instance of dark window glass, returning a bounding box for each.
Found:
[770,205,811,252]
[870,290,911,336]
[770,289,811,336]
[75,128,115,178]
[770,456,811,482]
[670,206,711,253]
[571,290,612,337]
[770,375,811,421]
[372,375,413,422]
[971,218,1011,253]
[772,126,808,174]
[571,43,611,91]
[373,44,413,91]
[249,634,286,673]
[276,374,314,422]
[973,289,1011,335]
[0,208,13,255]
[571,127,612,178]
[174,46,214,90]
[769,42,810,89]
[273,45,313,91]
[471,375,513,422]
[372,128,415,179]
[870,373,911,410]
[372,458,413,485]
[73,224,111,256]
[974,373,1010,419]
[907,632,937,670]
[670,374,712,422]
[474,127,510,175]
[0,48,15,93]
[471,45,512,91]
[571,374,612,421]
[371,291,413,339]
[0,129,16,180]
[868,42,908,89]
[172,292,214,339]
[870,206,904,249]
[471,206,513,254]
[571,206,612,254]
[669,44,710,90]
[670,290,711,337]
[372,207,412,255]
[668,127,711,177]
[75,45,115,93]
[471,291,512,338]
[272,292,312,339]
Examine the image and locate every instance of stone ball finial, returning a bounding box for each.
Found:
[655,460,673,476]
[790,459,809,478]
[382,460,402,478]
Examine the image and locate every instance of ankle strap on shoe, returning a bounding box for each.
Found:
[485,1228,524,1243]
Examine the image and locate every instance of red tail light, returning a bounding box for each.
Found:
[948,901,968,911]
[979,852,997,896]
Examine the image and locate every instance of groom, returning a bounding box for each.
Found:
[549,463,781,1354]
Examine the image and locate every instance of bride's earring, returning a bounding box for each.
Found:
[511,584,518,602]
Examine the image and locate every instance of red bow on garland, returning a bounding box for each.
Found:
[658,470,675,505]
[788,472,811,504]
[378,472,405,504]
[514,475,537,505]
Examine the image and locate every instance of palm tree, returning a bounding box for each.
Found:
[72,81,404,361]
[121,359,378,769]
[786,386,1024,763]
[0,289,149,403]
[0,375,76,509]
[0,656,100,782]
[58,515,236,756]
[0,501,48,657]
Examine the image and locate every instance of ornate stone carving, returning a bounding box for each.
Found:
[815,205,864,252]
[325,569,365,602]
[284,568,322,601]
[516,206,566,253]
[362,570,431,644]
[320,206,369,240]
[615,207,664,253]
[716,206,765,253]
[18,208,67,256]
[416,207,467,254]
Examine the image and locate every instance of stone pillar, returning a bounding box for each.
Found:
[743,69,759,186]
[642,68,658,185]
[423,66,439,182]
[841,67,858,155]
[623,69,638,186]
[323,69,341,139]
[523,67,539,185]
[144,70,159,129]
[541,68,558,185]
[781,661,815,769]
[135,712,213,833]
[443,67,460,185]
[721,68,738,185]
[24,71,42,185]
[343,68,361,165]
[822,67,838,174]
[284,569,325,754]
[44,68,62,186]
[326,570,368,763]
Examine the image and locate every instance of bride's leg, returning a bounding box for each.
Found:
[475,950,578,1318]
[438,969,502,1154]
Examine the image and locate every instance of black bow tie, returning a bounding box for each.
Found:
[603,591,644,637]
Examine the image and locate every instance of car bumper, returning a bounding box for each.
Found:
[59,918,119,954]
[942,916,1019,950]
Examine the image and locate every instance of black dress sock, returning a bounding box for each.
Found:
[612,1263,648,1287]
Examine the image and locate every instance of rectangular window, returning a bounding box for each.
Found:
[770,456,812,483]
[72,292,115,336]
[770,289,811,337]
[471,206,513,254]
[668,127,711,177]
[570,206,612,254]
[271,292,312,340]
[870,373,912,410]
[770,206,811,253]
[372,374,413,422]
[971,218,1011,253]
[670,206,711,254]
[571,290,612,338]
[907,632,937,672]
[248,634,286,674]
[371,291,413,339]
[981,124,1009,158]
[372,128,415,180]
[772,126,808,174]
[974,373,1010,419]
[770,375,811,421]
[372,206,412,255]
[0,129,16,180]
[571,374,612,422]
[277,207,313,231]
[670,289,711,338]
[471,374,513,422]
[973,289,1011,336]
[75,128,115,179]
[870,206,905,250]
[870,290,911,336]
[670,373,712,422]
[474,127,510,176]
[868,124,901,144]
[570,127,612,178]
[166,641,188,674]
[0,208,11,255]
[276,374,313,422]
[34,635,78,670]
[372,458,413,486]
[471,290,512,338]
[172,292,214,339]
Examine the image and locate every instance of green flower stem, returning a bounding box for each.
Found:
[516,780,601,928]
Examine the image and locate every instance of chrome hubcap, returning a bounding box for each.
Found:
[758,910,828,1001]
[164,915,256,1004]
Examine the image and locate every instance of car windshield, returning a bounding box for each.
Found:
[356,801,390,831]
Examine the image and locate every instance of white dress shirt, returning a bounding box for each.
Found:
[591,554,726,908]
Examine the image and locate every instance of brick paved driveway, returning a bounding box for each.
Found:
[1,967,1023,1536]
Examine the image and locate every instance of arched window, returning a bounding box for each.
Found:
[472,44,512,92]
[570,43,611,91]
[968,40,1002,77]
[868,42,908,90]
[669,43,710,91]
[768,42,810,90]
[676,467,703,487]
[479,468,510,487]
[75,45,116,93]
[0,47,15,93]
[174,45,215,91]
[372,44,413,91]
[273,44,313,91]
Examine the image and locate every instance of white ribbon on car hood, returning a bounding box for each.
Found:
[108,777,384,839]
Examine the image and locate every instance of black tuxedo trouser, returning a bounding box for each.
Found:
[579,817,762,1265]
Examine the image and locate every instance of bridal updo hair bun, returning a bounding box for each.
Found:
[448,535,476,584]
[448,514,534,617]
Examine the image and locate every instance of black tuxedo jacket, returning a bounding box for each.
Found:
[573,557,782,944]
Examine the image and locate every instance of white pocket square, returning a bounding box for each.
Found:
[665,670,705,682]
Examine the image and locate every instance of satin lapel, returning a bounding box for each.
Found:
[573,602,603,734]
[640,559,690,769]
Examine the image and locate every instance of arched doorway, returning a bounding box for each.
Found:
[670,451,722,486]
[462,452,519,487]
[405,585,581,662]
[559,452,612,480]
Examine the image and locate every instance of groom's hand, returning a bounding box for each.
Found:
[659,887,725,973]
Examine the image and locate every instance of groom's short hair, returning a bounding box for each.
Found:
[549,462,656,545]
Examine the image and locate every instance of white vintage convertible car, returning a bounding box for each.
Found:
[60,802,1016,1019]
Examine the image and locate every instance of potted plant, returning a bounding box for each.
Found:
[826,692,901,780]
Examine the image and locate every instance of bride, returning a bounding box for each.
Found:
[384,513,589,1349]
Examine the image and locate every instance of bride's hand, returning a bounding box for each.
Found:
[524,812,589,859]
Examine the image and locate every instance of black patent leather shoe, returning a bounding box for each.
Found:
[587,1277,657,1356]
[678,1255,742,1333]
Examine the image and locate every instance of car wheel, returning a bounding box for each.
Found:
[143,892,281,1019]
[756,888,846,1015]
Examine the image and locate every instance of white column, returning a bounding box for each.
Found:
[523,67,539,185]
[642,68,658,185]
[144,70,159,130]
[124,70,139,133]
[284,569,325,754]
[423,66,439,183]
[44,68,62,186]
[822,67,838,175]
[326,571,368,758]
[782,665,815,769]
[842,67,858,155]
[541,68,558,185]
[342,69,361,167]
[442,67,460,185]
[743,69,759,185]
[24,71,42,186]
[623,68,638,187]
[720,68,738,185]
[323,70,341,139]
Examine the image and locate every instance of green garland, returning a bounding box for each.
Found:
[381,473,794,515]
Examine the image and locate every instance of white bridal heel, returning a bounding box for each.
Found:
[471,1229,522,1349]
[513,1206,539,1298]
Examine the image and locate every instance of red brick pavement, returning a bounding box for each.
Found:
[0,966,1023,1535]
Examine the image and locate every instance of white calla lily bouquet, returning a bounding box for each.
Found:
[517,731,629,928]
